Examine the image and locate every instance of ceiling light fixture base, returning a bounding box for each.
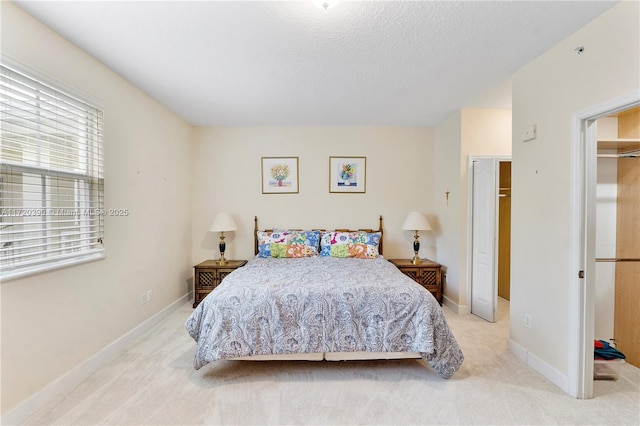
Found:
[311,0,340,10]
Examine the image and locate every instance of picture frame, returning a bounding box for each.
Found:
[329,156,366,193]
[261,157,299,194]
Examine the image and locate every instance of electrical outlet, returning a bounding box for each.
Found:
[147,289,153,302]
[140,292,148,305]
[524,314,532,328]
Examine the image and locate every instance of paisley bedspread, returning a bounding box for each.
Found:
[185,257,464,378]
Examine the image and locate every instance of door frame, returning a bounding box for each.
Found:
[466,154,511,321]
[569,90,640,399]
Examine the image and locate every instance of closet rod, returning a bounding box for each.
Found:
[595,258,640,262]
[597,148,640,158]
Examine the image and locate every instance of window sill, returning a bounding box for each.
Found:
[0,252,105,283]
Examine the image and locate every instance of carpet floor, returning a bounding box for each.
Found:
[22,298,640,425]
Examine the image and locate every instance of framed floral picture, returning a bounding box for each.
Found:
[261,157,299,194]
[329,156,366,193]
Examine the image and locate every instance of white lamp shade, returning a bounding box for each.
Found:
[209,212,238,232]
[402,212,432,231]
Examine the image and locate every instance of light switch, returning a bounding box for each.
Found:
[522,125,537,142]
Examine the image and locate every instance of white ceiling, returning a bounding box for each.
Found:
[13,1,618,126]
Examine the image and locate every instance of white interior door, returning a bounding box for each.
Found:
[471,158,499,322]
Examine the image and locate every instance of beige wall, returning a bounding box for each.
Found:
[1,3,193,414]
[435,109,512,309]
[434,111,463,304]
[192,126,436,264]
[511,0,639,379]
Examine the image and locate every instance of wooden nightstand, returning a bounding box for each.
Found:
[389,259,443,305]
[193,260,247,308]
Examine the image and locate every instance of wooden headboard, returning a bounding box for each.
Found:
[254,215,384,256]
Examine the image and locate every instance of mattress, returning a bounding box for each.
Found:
[185,256,463,378]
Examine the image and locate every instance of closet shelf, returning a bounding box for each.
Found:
[597,139,640,152]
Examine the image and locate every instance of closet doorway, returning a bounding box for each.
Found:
[498,161,511,301]
[595,106,640,369]
[469,156,512,323]
[571,91,639,399]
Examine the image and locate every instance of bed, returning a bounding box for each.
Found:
[185,216,464,379]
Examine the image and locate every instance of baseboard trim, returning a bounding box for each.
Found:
[442,295,469,315]
[507,338,527,361]
[507,338,569,395]
[1,293,191,426]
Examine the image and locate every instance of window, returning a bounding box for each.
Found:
[0,63,104,279]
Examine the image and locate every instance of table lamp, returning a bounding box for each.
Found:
[209,212,238,265]
[402,212,432,265]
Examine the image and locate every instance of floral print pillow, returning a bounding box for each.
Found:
[256,230,287,258]
[320,231,381,258]
[257,230,320,258]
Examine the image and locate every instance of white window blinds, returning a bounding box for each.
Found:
[0,63,104,279]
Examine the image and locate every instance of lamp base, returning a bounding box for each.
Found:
[218,233,227,265]
[411,232,422,265]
